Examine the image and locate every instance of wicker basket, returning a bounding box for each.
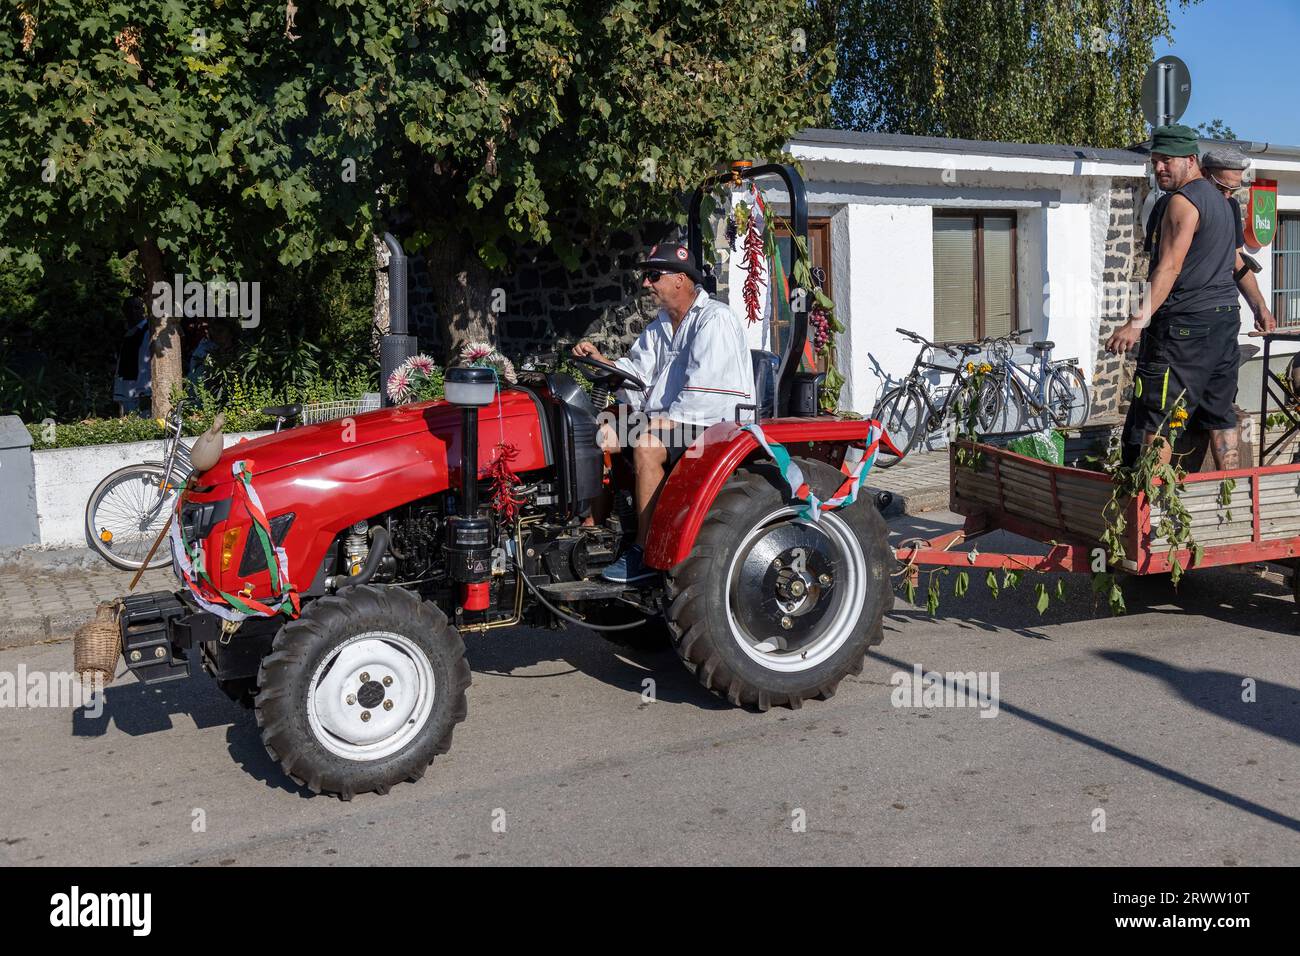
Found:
[74,600,122,687]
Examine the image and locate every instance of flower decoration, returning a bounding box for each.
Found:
[386,366,412,403]
[386,354,441,405]
[1169,406,1189,430]
[458,341,517,385]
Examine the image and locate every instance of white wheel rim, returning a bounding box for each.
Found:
[306,632,435,761]
[724,507,868,673]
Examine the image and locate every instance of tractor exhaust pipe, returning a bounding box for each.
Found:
[379,232,418,407]
[443,367,498,612]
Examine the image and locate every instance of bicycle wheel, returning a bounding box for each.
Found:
[1046,365,1091,428]
[872,387,923,467]
[85,463,180,571]
[961,374,1022,434]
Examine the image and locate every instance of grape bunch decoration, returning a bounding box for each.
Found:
[809,306,831,352]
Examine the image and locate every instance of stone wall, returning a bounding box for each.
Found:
[405,218,676,361]
[1091,179,1148,416]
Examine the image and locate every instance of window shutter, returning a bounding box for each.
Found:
[982,215,1015,338]
[933,216,976,342]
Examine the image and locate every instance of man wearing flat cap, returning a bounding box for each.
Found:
[573,240,754,582]
[1200,146,1275,333]
[1107,124,1248,468]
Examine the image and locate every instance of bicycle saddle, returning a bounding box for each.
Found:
[955,344,983,355]
[1030,341,1055,351]
[260,404,303,420]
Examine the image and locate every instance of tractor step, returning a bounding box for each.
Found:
[536,579,637,602]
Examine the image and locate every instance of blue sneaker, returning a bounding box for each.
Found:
[602,544,657,583]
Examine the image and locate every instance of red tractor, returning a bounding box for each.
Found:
[110,164,894,798]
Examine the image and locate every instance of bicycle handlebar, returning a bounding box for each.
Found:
[897,328,959,358]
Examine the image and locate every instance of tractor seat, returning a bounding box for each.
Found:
[750,349,780,420]
[260,404,303,421]
[1030,341,1055,352]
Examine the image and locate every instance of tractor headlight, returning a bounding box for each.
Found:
[445,366,497,406]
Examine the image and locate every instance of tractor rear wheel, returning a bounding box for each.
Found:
[664,458,892,710]
[254,585,470,799]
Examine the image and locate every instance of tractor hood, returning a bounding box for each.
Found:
[191,390,548,489]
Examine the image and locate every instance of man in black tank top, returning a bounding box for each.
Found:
[1106,125,1244,467]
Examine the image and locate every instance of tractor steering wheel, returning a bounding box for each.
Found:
[570,354,647,392]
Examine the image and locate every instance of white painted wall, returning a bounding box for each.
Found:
[33,432,268,548]
[837,204,935,413]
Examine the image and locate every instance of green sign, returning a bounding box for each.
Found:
[1247,182,1277,247]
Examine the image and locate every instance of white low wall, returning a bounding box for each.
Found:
[33,432,268,548]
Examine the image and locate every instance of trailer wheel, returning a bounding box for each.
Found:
[254,585,470,799]
[664,458,893,710]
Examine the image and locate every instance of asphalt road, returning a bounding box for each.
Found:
[1,510,1298,866]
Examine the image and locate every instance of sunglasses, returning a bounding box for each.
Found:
[642,270,666,283]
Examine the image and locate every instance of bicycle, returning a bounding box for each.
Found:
[872,328,1006,467]
[982,329,1091,432]
[85,400,301,571]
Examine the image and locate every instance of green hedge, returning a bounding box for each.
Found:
[27,368,378,449]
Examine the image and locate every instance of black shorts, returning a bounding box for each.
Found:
[617,417,708,472]
[1129,307,1240,435]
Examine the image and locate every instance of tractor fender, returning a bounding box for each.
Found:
[643,417,879,570]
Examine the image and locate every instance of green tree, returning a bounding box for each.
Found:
[810,0,1197,148]
[1197,118,1236,140]
[0,2,324,418]
[278,0,834,352]
[2,0,832,420]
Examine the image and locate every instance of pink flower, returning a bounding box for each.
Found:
[460,342,494,363]
[386,368,411,403]
[407,354,436,376]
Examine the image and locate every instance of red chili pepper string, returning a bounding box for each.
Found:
[741,212,766,326]
[488,442,526,523]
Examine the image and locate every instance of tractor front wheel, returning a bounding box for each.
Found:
[254,585,470,799]
[664,458,892,710]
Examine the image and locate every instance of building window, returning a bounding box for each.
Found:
[933,212,1017,343]
[773,218,833,367]
[773,218,833,297]
[1276,214,1300,328]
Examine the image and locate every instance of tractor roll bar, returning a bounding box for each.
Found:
[686,163,810,419]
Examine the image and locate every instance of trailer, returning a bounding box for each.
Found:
[895,436,1300,589]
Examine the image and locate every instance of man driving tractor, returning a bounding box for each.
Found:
[572,240,754,583]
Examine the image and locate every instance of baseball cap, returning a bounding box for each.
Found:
[636,241,703,285]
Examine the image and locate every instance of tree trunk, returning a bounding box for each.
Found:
[138,238,183,420]
[425,228,495,361]
[371,232,390,362]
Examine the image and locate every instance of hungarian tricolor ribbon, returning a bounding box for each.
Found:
[742,421,901,522]
[171,459,300,623]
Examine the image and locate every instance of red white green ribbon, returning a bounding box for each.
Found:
[171,459,300,623]
[742,421,900,522]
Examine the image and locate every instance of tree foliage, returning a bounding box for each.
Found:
[1,0,833,414]
[810,0,1198,148]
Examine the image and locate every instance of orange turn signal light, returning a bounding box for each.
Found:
[221,528,241,571]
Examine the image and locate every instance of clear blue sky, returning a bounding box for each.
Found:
[1154,0,1300,144]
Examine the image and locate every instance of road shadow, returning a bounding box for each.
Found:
[463,623,728,710]
[72,668,242,739]
[1097,650,1300,750]
[870,647,1300,835]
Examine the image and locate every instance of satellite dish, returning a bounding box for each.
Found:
[1141,56,1192,128]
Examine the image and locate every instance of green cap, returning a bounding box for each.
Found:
[1150,124,1200,157]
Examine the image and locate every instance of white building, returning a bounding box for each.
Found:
[718,129,1300,420]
